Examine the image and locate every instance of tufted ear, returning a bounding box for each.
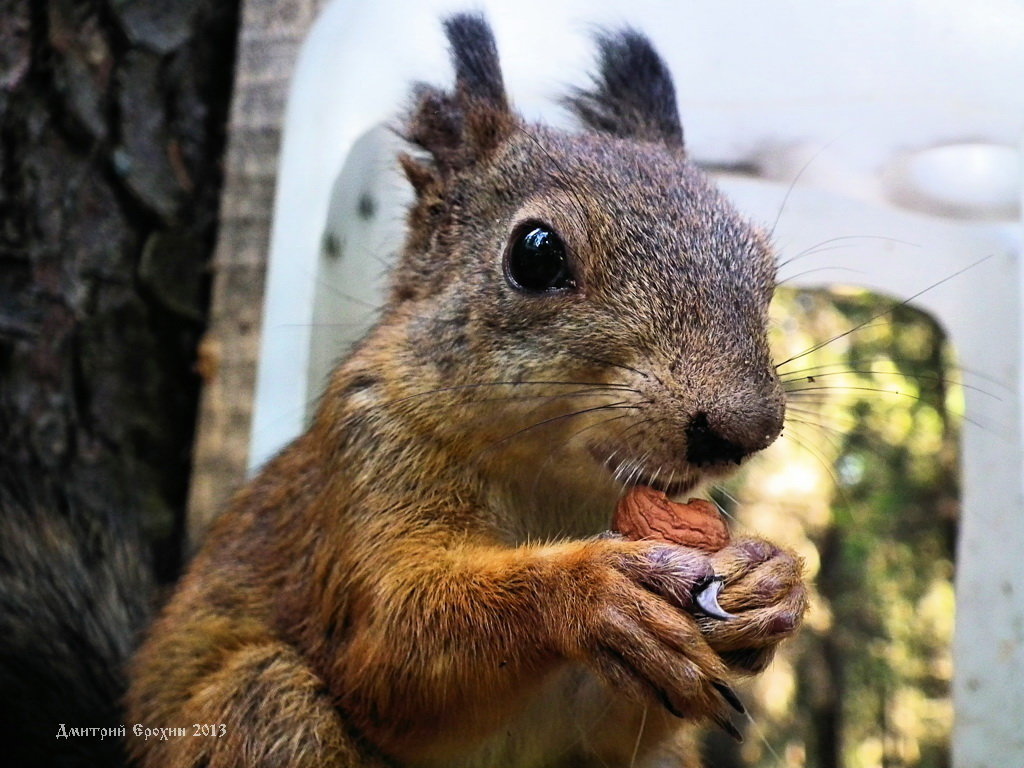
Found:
[400,13,517,187]
[565,28,684,149]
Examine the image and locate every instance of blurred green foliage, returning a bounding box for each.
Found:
[704,287,960,768]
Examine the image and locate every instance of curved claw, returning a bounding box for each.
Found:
[712,681,746,715]
[694,576,736,620]
[712,713,744,743]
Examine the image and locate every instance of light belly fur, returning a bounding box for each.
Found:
[411,664,675,768]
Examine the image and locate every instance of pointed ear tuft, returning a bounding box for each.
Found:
[400,13,516,180]
[443,13,508,112]
[566,28,684,149]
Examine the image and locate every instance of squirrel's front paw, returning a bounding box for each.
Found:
[555,541,745,733]
[697,538,808,674]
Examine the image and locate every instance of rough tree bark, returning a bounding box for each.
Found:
[0,0,240,580]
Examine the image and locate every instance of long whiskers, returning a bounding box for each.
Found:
[768,139,838,239]
[780,366,997,400]
[776,265,865,287]
[478,400,645,456]
[779,356,1004,387]
[778,422,852,510]
[774,255,992,370]
[528,411,641,500]
[785,406,857,436]
[560,349,652,380]
[777,234,921,270]
[374,380,639,412]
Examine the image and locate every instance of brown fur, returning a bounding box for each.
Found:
[127,14,806,768]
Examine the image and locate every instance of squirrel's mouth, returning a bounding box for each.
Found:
[589,446,703,498]
[626,470,697,498]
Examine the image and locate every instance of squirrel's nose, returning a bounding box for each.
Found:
[684,409,782,467]
[685,412,746,466]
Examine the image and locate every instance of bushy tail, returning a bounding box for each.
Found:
[0,480,155,767]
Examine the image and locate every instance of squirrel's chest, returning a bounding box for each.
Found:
[408,665,674,768]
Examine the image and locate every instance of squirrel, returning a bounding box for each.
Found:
[125,14,806,767]
[1,12,806,768]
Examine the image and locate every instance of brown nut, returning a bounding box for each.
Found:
[613,485,730,552]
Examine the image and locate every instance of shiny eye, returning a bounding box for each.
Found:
[504,224,576,294]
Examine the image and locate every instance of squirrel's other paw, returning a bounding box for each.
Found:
[697,538,808,674]
[554,541,741,727]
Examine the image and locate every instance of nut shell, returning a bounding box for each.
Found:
[613,485,730,552]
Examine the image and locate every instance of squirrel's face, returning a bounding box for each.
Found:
[391,19,784,498]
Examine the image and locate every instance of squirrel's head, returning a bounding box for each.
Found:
[387,13,783,503]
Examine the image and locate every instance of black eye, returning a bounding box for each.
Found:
[504,225,576,294]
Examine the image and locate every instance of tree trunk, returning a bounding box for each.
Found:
[0,0,240,580]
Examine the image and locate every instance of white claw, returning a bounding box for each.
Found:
[695,576,736,620]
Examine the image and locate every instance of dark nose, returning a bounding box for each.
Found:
[685,412,747,466]
[685,410,781,467]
